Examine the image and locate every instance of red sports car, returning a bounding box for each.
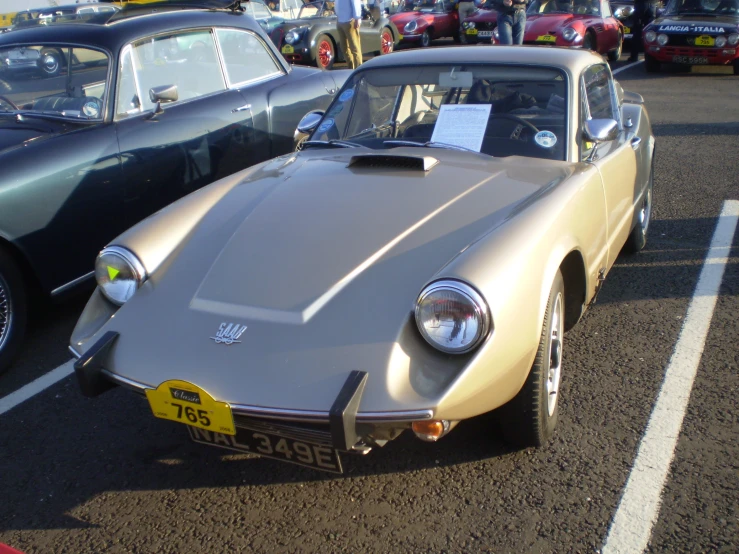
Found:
[461,5,499,43]
[390,0,460,46]
[491,0,624,61]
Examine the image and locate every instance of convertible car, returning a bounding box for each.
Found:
[272,0,399,69]
[390,0,460,46]
[71,47,655,473]
[642,0,739,74]
[492,0,624,60]
[0,1,348,373]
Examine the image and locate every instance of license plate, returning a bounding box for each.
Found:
[398,33,404,38]
[478,30,493,37]
[536,34,557,43]
[623,26,630,34]
[673,55,709,64]
[145,379,236,435]
[187,425,343,473]
[281,44,294,54]
[466,28,478,35]
[694,35,714,46]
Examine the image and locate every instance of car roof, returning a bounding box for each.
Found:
[0,7,261,53]
[360,45,608,77]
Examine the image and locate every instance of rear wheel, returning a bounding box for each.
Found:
[315,34,335,70]
[644,53,660,72]
[420,30,431,48]
[380,27,394,54]
[39,48,62,77]
[498,270,564,447]
[625,159,654,253]
[607,31,623,61]
[0,248,27,375]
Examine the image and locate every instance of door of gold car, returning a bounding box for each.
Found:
[580,64,637,268]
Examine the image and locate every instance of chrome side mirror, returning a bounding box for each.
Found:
[149,85,178,104]
[583,118,619,162]
[296,110,324,134]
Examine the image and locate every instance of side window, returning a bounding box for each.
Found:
[215,29,282,86]
[601,0,612,17]
[123,29,226,114]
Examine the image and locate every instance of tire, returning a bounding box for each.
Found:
[380,27,394,55]
[498,270,564,448]
[624,158,654,253]
[420,30,431,48]
[315,34,335,70]
[453,31,462,44]
[39,48,62,77]
[0,249,27,375]
[607,32,623,62]
[733,59,739,75]
[582,31,596,51]
[644,53,660,72]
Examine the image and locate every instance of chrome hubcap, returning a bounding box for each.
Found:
[546,293,563,416]
[0,274,11,352]
[640,183,652,235]
[43,54,59,74]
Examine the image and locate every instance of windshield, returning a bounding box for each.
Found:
[242,1,274,18]
[527,0,602,15]
[297,1,335,17]
[398,0,446,12]
[0,45,109,120]
[309,64,568,161]
[663,0,738,15]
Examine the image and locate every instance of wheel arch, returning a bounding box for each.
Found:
[559,249,587,331]
[584,27,598,50]
[0,236,44,298]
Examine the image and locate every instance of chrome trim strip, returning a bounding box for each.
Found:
[68,345,82,359]
[98,370,434,422]
[51,271,94,296]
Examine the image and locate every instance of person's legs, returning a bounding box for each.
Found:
[497,12,513,44]
[458,1,475,31]
[337,22,351,67]
[346,23,363,68]
[512,9,526,44]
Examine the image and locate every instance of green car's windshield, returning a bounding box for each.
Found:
[308,64,568,161]
[0,44,109,120]
[664,0,738,14]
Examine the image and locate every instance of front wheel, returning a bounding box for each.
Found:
[0,249,27,375]
[624,159,654,253]
[607,32,623,62]
[420,30,431,48]
[39,48,62,77]
[315,34,335,70]
[380,27,394,54]
[497,270,565,447]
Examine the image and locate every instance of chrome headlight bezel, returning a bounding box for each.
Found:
[404,20,418,32]
[728,33,739,46]
[465,21,475,29]
[645,30,657,42]
[285,30,300,44]
[562,26,580,42]
[656,33,668,46]
[414,280,491,355]
[95,246,147,306]
[715,35,727,47]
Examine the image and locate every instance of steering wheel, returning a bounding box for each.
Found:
[0,95,19,111]
[488,113,540,141]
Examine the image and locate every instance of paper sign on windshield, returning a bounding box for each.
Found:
[430,104,492,153]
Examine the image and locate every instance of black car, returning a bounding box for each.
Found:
[271,0,399,69]
[0,1,349,373]
[611,0,637,39]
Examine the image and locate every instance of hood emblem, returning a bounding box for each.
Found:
[210,322,247,345]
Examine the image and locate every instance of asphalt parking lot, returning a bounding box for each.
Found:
[0,49,737,554]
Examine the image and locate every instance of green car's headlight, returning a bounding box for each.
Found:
[415,280,491,354]
[95,246,147,306]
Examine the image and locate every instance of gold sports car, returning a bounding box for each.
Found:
[71,46,655,474]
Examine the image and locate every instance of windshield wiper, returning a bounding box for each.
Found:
[301,139,362,149]
[383,140,478,153]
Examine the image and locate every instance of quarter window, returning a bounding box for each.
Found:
[582,64,615,120]
[215,29,282,86]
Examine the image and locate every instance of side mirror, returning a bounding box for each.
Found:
[296,110,324,134]
[584,118,619,142]
[149,85,178,104]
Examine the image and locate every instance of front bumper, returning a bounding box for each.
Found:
[646,44,739,65]
[280,45,311,65]
[0,59,39,72]
[398,33,423,42]
[72,332,434,452]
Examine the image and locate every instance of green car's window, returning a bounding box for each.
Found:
[125,29,226,113]
[216,29,282,86]
[0,44,109,120]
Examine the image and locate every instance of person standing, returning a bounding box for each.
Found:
[457,0,477,36]
[337,0,363,69]
[629,0,657,61]
[493,0,529,45]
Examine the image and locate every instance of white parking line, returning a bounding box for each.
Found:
[602,199,739,554]
[613,60,644,75]
[0,359,74,416]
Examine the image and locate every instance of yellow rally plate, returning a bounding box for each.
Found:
[466,28,478,35]
[281,44,295,54]
[146,379,236,436]
[537,34,557,43]
[694,35,714,46]
[623,26,631,33]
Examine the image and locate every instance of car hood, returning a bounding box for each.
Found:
[391,12,434,25]
[102,148,574,412]
[525,13,587,32]
[649,14,739,32]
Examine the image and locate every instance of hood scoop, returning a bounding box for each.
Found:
[348,154,439,172]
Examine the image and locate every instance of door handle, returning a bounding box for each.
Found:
[631,136,642,151]
[231,104,251,113]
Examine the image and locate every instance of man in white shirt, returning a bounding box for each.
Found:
[337,0,363,69]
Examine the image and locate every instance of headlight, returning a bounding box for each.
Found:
[657,33,668,46]
[285,30,300,44]
[493,28,499,39]
[404,20,418,32]
[728,33,739,46]
[715,35,727,47]
[562,27,580,42]
[415,280,491,354]
[645,30,657,42]
[615,5,633,17]
[466,21,475,29]
[95,246,147,306]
